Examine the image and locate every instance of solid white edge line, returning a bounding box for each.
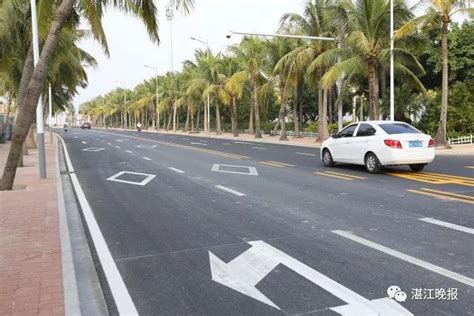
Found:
[332,230,474,287]
[215,185,246,197]
[168,167,185,174]
[142,157,152,161]
[419,217,474,235]
[57,134,138,315]
[295,152,316,156]
[56,135,81,315]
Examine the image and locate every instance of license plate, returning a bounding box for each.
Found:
[409,140,423,148]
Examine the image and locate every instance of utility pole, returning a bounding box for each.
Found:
[48,84,53,144]
[30,0,46,179]
[166,6,175,72]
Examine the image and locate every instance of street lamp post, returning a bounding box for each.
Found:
[166,6,175,72]
[190,37,211,134]
[48,84,53,144]
[30,0,46,179]
[390,0,395,121]
[144,65,160,130]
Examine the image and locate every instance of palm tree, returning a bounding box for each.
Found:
[397,0,474,147]
[229,37,267,138]
[1,0,194,190]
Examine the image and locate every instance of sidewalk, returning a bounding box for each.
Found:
[0,140,64,315]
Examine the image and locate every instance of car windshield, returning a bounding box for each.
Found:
[378,123,420,134]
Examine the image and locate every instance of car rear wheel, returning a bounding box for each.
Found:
[365,153,382,174]
[409,164,426,172]
[322,149,335,167]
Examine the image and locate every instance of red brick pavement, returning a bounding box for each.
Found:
[0,139,64,316]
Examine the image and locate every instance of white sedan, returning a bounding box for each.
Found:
[320,121,435,173]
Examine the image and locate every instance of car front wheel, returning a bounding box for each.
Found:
[322,149,335,167]
[365,152,382,174]
[409,164,426,172]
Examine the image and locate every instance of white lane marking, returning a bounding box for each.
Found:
[234,141,252,144]
[296,152,316,157]
[191,142,208,146]
[115,145,121,149]
[419,217,474,235]
[73,136,78,139]
[252,147,265,150]
[106,171,156,186]
[125,150,133,154]
[136,144,157,148]
[332,230,474,287]
[168,167,185,174]
[81,141,88,144]
[221,143,231,145]
[57,135,138,314]
[209,240,411,314]
[142,157,152,161]
[81,147,104,152]
[107,142,112,145]
[116,139,129,142]
[215,185,246,197]
[212,164,259,176]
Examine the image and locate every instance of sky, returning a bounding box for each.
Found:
[74,0,305,108]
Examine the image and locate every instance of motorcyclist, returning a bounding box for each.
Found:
[64,123,68,132]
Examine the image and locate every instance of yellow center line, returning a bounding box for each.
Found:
[314,172,354,180]
[388,171,474,186]
[419,188,474,201]
[259,161,287,168]
[419,172,474,181]
[324,171,367,180]
[408,189,474,205]
[267,160,295,167]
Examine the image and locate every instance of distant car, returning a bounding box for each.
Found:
[320,121,435,173]
[80,123,91,129]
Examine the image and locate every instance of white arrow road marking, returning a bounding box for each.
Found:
[215,185,246,197]
[168,167,185,174]
[209,240,412,315]
[81,141,88,144]
[418,217,474,235]
[295,152,316,156]
[333,230,474,287]
[142,157,152,161]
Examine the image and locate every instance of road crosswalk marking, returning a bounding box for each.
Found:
[388,171,474,186]
[408,188,474,205]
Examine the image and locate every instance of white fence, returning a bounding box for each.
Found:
[448,134,473,145]
[275,130,319,137]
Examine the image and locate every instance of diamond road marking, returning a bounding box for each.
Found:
[136,144,158,148]
[81,147,105,152]
[211,164,259,176]
[106,171,156,186]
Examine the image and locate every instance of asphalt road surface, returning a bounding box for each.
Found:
[57,128,474,315]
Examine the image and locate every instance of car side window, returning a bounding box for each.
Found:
[337,124,357,138]
[356,124,376,137]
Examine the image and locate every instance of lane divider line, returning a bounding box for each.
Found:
[142,157,152,161]
[295,152,316,157]
[466,166,474,169]
[268,160,294,167]
[314,172,355,181]
[418,217,474,235]
[252,147,265,150]
[408,188,474,205]
[259,161,286,168]
[115,146,121,149]
[215,185,246,197]
[388,171,474,187]
[168,167,185,174]
[125,150,133,154]
[57,134,138,314]
[324,171,367,180]
[332,230,474,287]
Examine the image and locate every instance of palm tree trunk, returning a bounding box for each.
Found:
[191,110,195,132]
[196,107,200,131]
[173,104,177,131]
[297,79,303,134]
[434,20,449,147]
[167,108,172,130]
[368,61,379,120]
[215,103,222,135]
[0,91,11,143]
[277,81,288,141]
[185,105,190,131]
[316,89,330,142]
[252,78,262,138]
[1,0,75,190]
[204,103,208,132]
[231,96,239,137]
[248,97,254,134]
